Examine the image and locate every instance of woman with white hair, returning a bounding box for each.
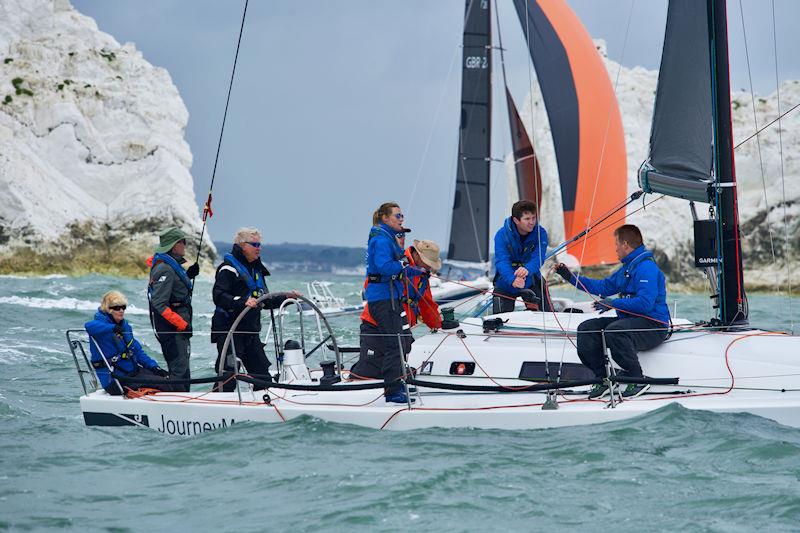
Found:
[84,290,174,395]
[210,227,300,392]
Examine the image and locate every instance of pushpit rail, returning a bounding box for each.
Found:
[217,293,344,402]
[66,329,97,395]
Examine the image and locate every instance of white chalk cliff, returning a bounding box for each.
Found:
[515,40,799,289]
[0,0,213,270]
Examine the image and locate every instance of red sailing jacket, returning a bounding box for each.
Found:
[361,248,441,329]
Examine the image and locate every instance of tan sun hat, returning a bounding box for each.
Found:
[413,239,442,272]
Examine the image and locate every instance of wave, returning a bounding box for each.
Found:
[0,296,148,315]
[0,274,68,279]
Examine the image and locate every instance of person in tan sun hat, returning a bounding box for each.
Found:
[412,239,443,273]
[352,237,443,382]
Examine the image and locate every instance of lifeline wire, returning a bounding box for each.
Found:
[738,0,778,296]
[771,0,794,333]
[192,0,249,287]
[733,101,800,150]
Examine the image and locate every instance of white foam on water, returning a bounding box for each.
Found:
[0,296,148,315]
[0,274,68,279]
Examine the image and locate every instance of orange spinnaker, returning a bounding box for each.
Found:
[538,0,627,265]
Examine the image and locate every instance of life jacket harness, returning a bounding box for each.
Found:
[91,330,134,370]
[147,253,192,305]
[367,272,404,284]
[215,253,267,317]
[620,255,656,298]
[495,226,541,283]
[403,272,429,313]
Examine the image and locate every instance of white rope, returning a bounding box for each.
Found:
[738,0,779,297]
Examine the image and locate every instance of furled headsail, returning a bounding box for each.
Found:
[513,0,627,266]
[448,0,492,265]
[638,0,713,203]
[505,88,542,210]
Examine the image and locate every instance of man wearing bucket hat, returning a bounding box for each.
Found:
[147,226,200,391]
[351,238,443,381]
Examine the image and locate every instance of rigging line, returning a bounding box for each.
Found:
[733,101,800,150]
[738,0,779,296]
[495,0,548,343]
[772,0,794,333]
[489,1,512,250]
[570,0,635,272]
[521,0,553,379]
[192,0,249,284]
[558,0,636,371]
[406,37,461,214]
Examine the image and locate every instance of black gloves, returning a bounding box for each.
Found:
[592,298,614,313]
[152,367,170,378]
[113,324,123,336]
[555,263,573,281]
[186,263,200,279]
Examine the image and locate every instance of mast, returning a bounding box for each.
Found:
[708,0,748,325]
[447,0,492,266]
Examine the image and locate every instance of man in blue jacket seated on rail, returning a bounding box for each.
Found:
[493,199,551,313]
[85,290,175,396]
[555,224,671,400]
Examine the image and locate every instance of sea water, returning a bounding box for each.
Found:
[1,273,799,531]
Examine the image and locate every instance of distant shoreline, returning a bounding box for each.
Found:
[1,241,788,294]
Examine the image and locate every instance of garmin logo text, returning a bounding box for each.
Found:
[157,414,235,436]
[697,258,719,264]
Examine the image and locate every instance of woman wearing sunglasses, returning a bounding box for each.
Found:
[364,202,414,404]
[85,291,174,395]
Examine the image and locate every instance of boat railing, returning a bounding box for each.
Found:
[66,329,97,395]
[275,295,343,375]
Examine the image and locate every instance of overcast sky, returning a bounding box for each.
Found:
[72,0,799,249]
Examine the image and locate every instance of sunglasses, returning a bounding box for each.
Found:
[394,213,404,220]
[109,305,127,311]
[395,233,406,239]
[245,242,262,248]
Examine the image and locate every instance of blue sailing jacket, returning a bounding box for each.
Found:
[493,216,549,295]
[364,223,405,302]
[85,309,159,389]
[569,245,671,324]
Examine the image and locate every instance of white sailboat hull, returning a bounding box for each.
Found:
[79,310,800,434]
[79,384,800,434]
